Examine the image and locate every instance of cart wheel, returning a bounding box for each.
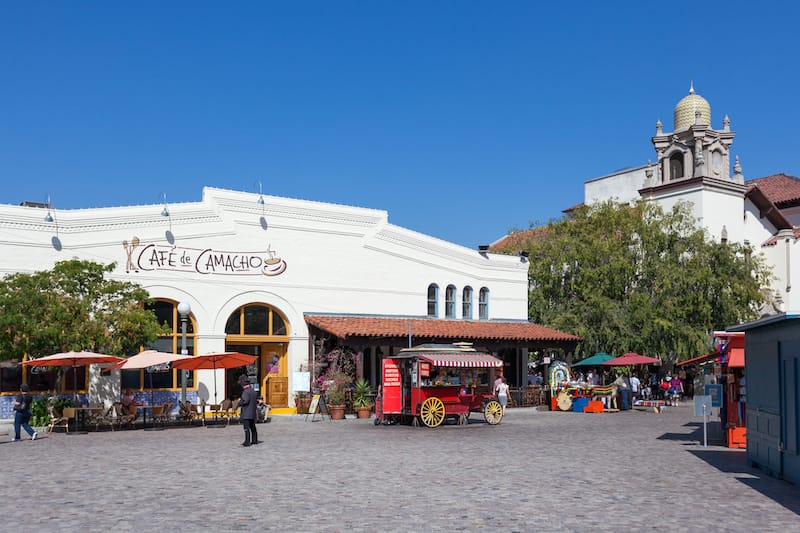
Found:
[419,397,446,428]
[484,400,503,425]
[374,417,382,426]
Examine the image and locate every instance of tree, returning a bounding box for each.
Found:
[498,201,771,366]
[0,259,167,361]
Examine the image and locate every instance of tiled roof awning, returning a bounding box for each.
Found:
[304,314,581,343]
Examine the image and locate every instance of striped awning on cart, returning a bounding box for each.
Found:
[417,352,503,368]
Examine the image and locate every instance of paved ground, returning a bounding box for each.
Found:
[1,405,799,532]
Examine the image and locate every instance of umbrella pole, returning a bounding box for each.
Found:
[207,361,225,428]
[67,363,88,435]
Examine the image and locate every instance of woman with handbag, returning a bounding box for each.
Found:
[12,383,37,442]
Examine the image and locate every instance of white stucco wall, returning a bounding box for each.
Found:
[0,187,529,403]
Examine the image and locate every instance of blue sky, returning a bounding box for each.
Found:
[2,2,798,248]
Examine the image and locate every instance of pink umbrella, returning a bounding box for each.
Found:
[105,350,191,371]
[104,350,193,428]
[172,352,257,404]
[601,352,661,366]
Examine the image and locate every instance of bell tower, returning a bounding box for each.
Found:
[639,83,747,244]
[647,82,739,186]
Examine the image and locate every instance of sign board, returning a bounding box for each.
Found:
[293,371,310,393]
[382,359,402,414]
[306,393,329,422]
[704,384,723,408]
[694,395,713,417]
[419,362,430,378]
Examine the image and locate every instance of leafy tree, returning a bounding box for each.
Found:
[0,259,167,362]
[498,201,771,366]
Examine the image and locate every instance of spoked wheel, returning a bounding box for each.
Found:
[484,400,503,425]
[419,397,446,428]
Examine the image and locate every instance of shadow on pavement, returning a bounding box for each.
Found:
[657,421,726,446]
[689,448,800,516]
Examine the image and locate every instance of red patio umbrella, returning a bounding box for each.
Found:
[172,352,257,404]
[23,351,125,402]
[601,352,661,366]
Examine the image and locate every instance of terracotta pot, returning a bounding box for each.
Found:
[356,407,371,419]
[329,404,346,420]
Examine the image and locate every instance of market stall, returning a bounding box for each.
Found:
[677,331,746,448]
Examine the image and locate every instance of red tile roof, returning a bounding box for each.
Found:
[746,173,800,207]
[304,314,581,343]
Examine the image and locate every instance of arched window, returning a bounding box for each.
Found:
[122,299,197,391]
[445,285,456,318]
[225,304,289,336]
[462,286,473,319]
[669,153,684,180]
[479,287,490,320]
[427,284,439,317]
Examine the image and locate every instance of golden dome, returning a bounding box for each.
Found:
[674,83,711,131]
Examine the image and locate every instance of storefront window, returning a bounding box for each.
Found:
[122,299,197,391]
[225,304,290,336]
[1,364,22,393]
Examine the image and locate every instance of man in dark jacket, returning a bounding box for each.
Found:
[13,383,37,442]
[238,377,258,447]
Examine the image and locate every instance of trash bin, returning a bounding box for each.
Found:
[620,388,632,410]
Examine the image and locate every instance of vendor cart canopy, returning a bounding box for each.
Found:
[390,343,503,368]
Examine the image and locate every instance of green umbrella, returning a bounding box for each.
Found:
[572,352,614,367]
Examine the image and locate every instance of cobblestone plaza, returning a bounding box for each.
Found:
[2,406,798,532]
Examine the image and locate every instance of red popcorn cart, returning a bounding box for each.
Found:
[378,343,504,428]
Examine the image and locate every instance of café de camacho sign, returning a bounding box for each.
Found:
[123,237,287,276]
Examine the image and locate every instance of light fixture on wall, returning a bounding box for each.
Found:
[44,195,55,223]
[43,194,62,250]
[255,180,265,205]
[518,250,529,262]
[160,192,170,217]
[478,245,490,252]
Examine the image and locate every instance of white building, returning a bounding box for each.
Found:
[581,85,798,313]
[0,187,578,414]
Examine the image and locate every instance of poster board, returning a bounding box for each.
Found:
[293,371,310,393]
[305,393,330,422]
[704,384,723,408]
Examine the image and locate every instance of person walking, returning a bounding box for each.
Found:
[12,384,37,442]
[495,376,510,416]
[238,377,258,447]
[630,374,641,404]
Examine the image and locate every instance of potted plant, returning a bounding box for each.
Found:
[352,379,373,418]
[313,347,357,420]
[323,369,351,419]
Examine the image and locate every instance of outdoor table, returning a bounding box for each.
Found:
[72,406,103,433]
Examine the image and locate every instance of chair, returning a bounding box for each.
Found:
[218,399,233,425]
[47,404,70,433]
[149,404,165,427]
[155,402,173,426]
[177,401,195,424]
[188,403,205,426]
[208,404,222,424]
[61,407,77,433]
[87,406,115,431]
[113,402,137,429]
